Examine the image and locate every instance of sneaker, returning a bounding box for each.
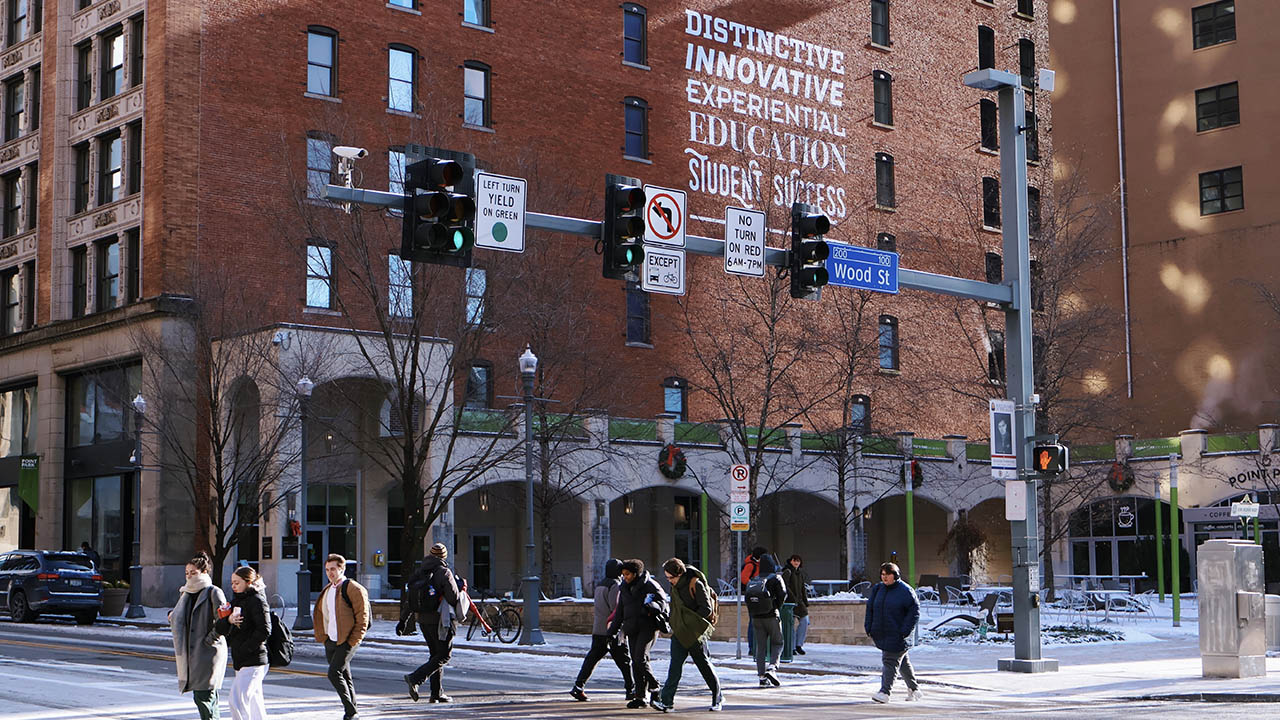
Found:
[570,686,588,702]
[759,677,770,688]
[429,694,452,703]
[793,646,806,655]
[651,697,671,713]
[626,698,647,709]
[906,688,922,702]
[624,687,636,702]
[764,670,780,687]
[710,691,723,712]
[871,691,890,704]
[403,674,420,702]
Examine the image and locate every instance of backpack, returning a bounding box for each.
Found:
[338,580,370,632]
[267,610,294,667]
[689,577,718,626]
[745,575,775,615]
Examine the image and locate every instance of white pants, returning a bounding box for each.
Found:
[229,664,268,720]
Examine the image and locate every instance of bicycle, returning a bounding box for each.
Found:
[464,588,522,643]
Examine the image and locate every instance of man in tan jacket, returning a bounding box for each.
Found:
[312,554,371,720]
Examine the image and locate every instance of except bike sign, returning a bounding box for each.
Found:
[643,185,686,248]
[825,242,899,294]
[641,245,686,296]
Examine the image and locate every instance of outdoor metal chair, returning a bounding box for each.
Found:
[943,585,969,606]
[852,581,872,597]
[917,586,941,603]
[717,578,738,599]
[928,593,999,631]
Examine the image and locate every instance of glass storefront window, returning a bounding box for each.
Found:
[67,364,140,446]
[66,475,123,580]
[0,385,36,457]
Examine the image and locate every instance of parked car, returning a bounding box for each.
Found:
[0,550,103,624]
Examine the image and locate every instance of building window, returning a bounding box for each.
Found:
[985,252,1002,284]
[873,71,893,126]
[306,243,332,309]
[125,228,139,302]
[1,268,18,335]
[73,143,90,213]
[624,96,648,159]
[978,25,995,70]
[4,75,23,142]
[388,148,405,196]
[988,330,1006,383]
[100,27,125,101]
[7,0,31,45]
[71,246,87,318]
[871,0,890,46]
[96,237,119,312]
[1199,166,1243,215]
[388,45,415,113]
[388,0,414,8]
[27,65,37,131]
[983,176,1001,228]
[75,41,92,111]
[1019,39,1035,89]
[97,131,122,206]
[980,99,998,150]
[463,0,489,27]
[1193,1,1235,50]
[465,267,486,326]
[1,171,19,238]
[127,121,142,195]
[876,232,896,252]
[1025,111,1040,161]
[1030,260,1044,311]
[1018,0,1034,16]
[21,259,32,328]
[24,161,35,231]
[1028,186,1041,237]
[875,152,895,208]
[464,363,492,409]
[67,364,141,447]
[463,62,490,127]
[878,315,899,370]
[130,15,143,87]
[388,254,413,317]
[662,377,686,422]
[1196,82,1239,132]
[306,134,333,199]
[623,3,647,65]
[626,283,649,345]
[306,27,337,96]
[848,394,871,434]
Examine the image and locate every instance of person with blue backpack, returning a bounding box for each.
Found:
[312,554,370,720]
[745,554,787,687]
[864,561,922,704]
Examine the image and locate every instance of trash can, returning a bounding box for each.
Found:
[1197,539,1265,678]
[780,602,795,663]
[1266,594,1280,652]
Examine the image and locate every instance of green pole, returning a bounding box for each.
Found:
[1254,515,1261,545]
[905,461,916,587]
[1170,454,1181,627]
[1154,484,1165,603]
[700,492,709,572]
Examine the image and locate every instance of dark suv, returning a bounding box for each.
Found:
[0,550,103,624]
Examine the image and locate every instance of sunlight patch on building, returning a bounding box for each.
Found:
[1159,263,1210,313]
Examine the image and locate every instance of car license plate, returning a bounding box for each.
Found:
[69,579,82,587]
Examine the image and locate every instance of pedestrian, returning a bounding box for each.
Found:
[215,566,271,720]
[168,551,228,720]
[312,554,370,720]
[781,554,811,655]
[651,558,722,713]
[739,546,767,653]
[403,543,462,703]
[864,561,921,703]
[607,558,668,709]
[81,541,101,570]
[570,558,634,702]
[745,554,787,687]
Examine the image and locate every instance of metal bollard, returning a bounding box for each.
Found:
[780,602,796,662]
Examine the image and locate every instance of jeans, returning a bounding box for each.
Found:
[409,621,454,698]
[192,689,220,720]
[574,633,633,693]
[659,635,721,707]
[880,647,918,695]
[228,665,267,720]
[625,628,659,695]
[324,640,358,717]
[795,614,810,647]
[751,616,782,675]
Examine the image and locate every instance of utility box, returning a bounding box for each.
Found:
[1198,539,1266,678]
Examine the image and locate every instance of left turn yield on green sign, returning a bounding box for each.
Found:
[475,172,526,252]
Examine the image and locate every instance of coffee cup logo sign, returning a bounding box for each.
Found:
[1117,504,1134,529]
[683,10,851,220]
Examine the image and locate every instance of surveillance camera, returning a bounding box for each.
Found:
[333,146,368,160]
[272,331,288,346]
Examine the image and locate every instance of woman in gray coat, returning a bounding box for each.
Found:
[169,551,228,720]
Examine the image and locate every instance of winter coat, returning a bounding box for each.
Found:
[592,559,625,635]
[215,586,271,670]
[748,555,788,619]
[408,555,459,623]
[739,554,760,586]
[864,579,920,653]
[669,566,715,647]
[313,578,371,647]
[170,582,228,693]
[608,571,668,636]
[782,564,811,617]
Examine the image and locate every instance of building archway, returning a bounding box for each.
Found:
[610,487,723,584]
[1067,495,1184,590]
[967,497,1012,582]
[864,494,950,582]
[754,490,843,580]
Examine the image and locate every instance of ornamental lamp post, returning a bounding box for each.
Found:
[293,376,315,632]
[518,345,545,645]
[125,394,147,619]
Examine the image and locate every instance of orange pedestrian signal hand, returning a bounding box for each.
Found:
[1037,450,1051,471]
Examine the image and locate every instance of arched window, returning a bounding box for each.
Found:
[662,377,686,422]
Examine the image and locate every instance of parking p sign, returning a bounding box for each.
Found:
[730,502,750,532]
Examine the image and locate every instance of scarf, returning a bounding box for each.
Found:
[183,572,213,594]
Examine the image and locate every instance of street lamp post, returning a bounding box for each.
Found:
[518,345,544,645]
[125,394,147,619]
[293,376,315,631]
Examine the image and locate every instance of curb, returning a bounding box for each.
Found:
[1136,693,1280,703]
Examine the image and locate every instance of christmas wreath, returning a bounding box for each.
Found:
[658,444,688,479]
[1107,461,1135,493]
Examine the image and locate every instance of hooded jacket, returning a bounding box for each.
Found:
[408,555,460,623]
[748,554,788,619]
[215,585,271,670]
[781,561,811,617]
[669,566,715,647]
[864,579,920,653]
[591,558,625,635]
[608,570,669,636]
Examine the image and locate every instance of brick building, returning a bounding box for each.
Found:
[0,0,1051,605]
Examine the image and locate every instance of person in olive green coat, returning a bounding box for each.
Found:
[782,554,812,654]
[652,558,723,713]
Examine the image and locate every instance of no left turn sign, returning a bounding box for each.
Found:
[643,185,686,248]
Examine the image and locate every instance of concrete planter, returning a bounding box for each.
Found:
[100,588,130,617]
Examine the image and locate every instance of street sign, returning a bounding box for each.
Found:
[990,398,1016,479]
[1005,480,1026,521]
[824,242,898,294]
[641,246,686,295]
[730,463,749,502]
[724,207,766,277]
[730,501,750,532]
[643,185,686,248]
[1231,500,1260,518]
[474,172,526,252]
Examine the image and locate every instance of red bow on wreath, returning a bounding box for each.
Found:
[1107,462,1135,493]
[658,444,688,479]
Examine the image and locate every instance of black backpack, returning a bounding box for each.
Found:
[267,610,294,667]
[745,576,775,615]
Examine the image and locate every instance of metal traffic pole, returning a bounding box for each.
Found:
[735,531,743,660]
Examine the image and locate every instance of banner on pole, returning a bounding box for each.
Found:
[18,455,38,513]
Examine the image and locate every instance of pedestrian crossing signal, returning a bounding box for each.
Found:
[1032,444,1069,475]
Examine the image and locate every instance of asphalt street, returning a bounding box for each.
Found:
[0,618,1265,719]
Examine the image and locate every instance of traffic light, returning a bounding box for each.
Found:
[1032,443,1069,475]
[790,202,830,300]
[602,174,646,279]
[401,156,475,267]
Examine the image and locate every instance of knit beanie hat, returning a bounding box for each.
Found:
[430,543,448,559]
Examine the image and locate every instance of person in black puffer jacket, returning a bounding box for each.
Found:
[403,543,461,704]
[607,559,669,709]
[215,566,271,720]
[863,561,921,704]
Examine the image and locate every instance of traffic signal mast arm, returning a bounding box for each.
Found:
[325,184,1014,305]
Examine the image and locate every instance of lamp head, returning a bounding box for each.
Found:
[518,345,538,376]
[132,394,147,415]
[296,376,315,398]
